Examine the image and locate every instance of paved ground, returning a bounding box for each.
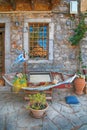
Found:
[0,86,87,130]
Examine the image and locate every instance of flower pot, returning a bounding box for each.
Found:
[29,102,48,118]
[74,78,86,95]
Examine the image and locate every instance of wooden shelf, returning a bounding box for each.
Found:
[24,88,53,101]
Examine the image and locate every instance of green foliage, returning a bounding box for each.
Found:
[82,65,87,69]
[13,73,27,85]
[78,50,82,63]
[69,15,87,46]
[27,93,47,110]
[77,71,85,79]
[12,73,27,93]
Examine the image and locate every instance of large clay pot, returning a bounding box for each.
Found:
[74,78,86,95]
[29,102,48,118]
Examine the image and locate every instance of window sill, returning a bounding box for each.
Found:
[28,60,53,63]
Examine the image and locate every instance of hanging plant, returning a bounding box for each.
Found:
[69,15,87,46]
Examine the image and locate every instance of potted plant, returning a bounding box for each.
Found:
[69,14,87,95]
[74,72,86,95]
[26,93,49,118]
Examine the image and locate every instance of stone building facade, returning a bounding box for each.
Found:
[0,0,87,75]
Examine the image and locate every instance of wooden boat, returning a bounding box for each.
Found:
[3,73,77,91]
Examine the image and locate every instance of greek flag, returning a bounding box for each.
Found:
[11,54,26,67]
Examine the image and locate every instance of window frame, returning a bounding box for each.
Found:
[24,18,54,63]
[29,22,49,60]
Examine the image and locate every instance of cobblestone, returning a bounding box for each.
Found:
[0,86,87,130]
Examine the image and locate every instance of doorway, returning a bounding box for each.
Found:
[0,23,5,80]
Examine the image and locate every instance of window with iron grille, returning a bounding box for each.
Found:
[29,23,49,59]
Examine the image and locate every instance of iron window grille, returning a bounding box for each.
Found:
[29,23,49,60]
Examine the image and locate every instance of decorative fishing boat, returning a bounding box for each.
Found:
[3,53,77,92]
[3,72,77,92]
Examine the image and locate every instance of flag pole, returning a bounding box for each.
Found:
[23,49,27,75]
[23,50,29,87]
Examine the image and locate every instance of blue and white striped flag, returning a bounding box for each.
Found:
[11,54,26,67]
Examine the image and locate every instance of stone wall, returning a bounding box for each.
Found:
[0,0,87,75]
[80,17,87,68]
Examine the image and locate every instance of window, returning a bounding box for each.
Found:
[29,72,52,83]
[29,23,49,59]
[24,18,54,62]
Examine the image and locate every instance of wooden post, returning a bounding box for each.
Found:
[23,50,27,74]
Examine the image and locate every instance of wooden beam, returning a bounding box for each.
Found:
[49,0,52,10]
[48,0,52,4]
[24,96,52,101]
[0,11,52,14]
[10,0,16,10]
[30,0,35,10]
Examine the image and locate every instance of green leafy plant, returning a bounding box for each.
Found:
[69,15,87,46]
[77,71,85,79]
[82,65,87,69]
[26,93,47,110]
[12,73,27,93]
[13,73,27,86]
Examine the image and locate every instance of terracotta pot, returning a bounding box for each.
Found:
[29,103,48,118]
[74,78,86,95]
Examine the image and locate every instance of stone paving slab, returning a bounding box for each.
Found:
[78,125,87,130]
[31,125,42,130]
[0,86,87,130]
[0,115,5,130]
[53,114,73,130]
[42,117,58,130]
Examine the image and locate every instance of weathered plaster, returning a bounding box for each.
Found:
[0,17,11,73]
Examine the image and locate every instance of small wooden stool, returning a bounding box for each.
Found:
[24,88,53,101]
